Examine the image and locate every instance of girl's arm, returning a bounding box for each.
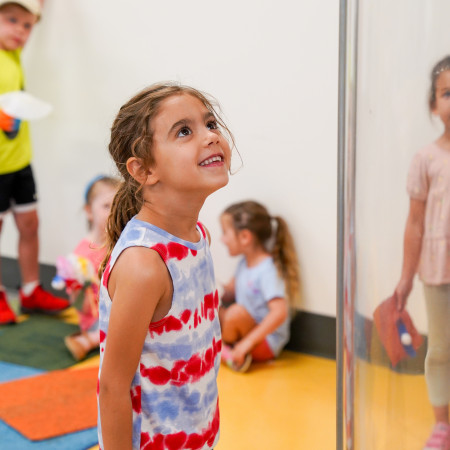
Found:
[221,278,236,306]
[394,198,426,311]
[99,247,171,450]
[232,297,288,365]
[218,278,235,326]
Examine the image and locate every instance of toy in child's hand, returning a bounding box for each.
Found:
[52,254,97,296]
[0,91,52,121]
[0,109,20,132]
[396,318,415,356]
[373,295,423,367]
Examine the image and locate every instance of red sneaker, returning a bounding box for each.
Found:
[0,291,16,324]
[20,285,70,315]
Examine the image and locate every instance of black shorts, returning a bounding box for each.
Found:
[0,165,38,215]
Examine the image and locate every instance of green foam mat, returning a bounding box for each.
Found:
[0,315,80,370]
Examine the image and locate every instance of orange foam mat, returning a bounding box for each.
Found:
[0,366,98,441]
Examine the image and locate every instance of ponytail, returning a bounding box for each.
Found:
[224,200,301,306]
[271,216,301,306]
[98,179,143,277]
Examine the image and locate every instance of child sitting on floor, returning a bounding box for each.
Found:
[59,175,119,360]
[219,200,301,372]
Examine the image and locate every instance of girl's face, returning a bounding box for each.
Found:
[0,4,36,51]
[220,214,243,257]
[85,183,117,237]
[432,70,450,130]
[148,94,231,197]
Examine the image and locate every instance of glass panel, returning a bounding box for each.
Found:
[339,1,450,448]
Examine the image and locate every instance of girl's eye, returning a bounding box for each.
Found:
[24,23,32,30]
[177,127,192,137]
[207,120,218,130]
[443,91,450,97]
[8,17,17,24]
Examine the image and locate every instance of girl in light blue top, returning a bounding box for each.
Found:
[219,200,301,372]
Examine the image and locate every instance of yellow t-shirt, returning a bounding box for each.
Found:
[0,49,32,174]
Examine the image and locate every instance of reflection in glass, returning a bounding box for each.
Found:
[339,1,450,448]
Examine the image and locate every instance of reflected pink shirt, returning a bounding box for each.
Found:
[407,142,450,285]
[73,238,106,330]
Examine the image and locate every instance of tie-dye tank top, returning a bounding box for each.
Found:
[97,217,221,450]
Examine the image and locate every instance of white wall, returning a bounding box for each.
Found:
[354,0,450,332]
[2,0,339,317]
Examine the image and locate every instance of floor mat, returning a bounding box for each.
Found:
[0,361,44,383]
[0,366,98,441]
[0,420,97,450]
[0,315,82,370]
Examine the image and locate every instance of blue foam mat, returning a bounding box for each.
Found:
[0,361,45,383]
[0,420,98,450]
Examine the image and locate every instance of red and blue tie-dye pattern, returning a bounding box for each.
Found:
[97,218,221,449]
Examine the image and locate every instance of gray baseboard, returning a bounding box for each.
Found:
[285,310,336,359]
[1,256,68,298]
[1,256,429,369]
[1,257,337,357]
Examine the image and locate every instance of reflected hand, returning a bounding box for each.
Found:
[394,279,413,311]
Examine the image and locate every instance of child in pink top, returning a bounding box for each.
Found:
[394,55,450,450]
[62,175,119,361]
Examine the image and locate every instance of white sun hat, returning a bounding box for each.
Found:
[0,0,42,18]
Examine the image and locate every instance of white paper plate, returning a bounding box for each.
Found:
[0,91,52,120]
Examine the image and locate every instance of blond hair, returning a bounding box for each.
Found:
[223,201,301,305]
[99,82,234,276]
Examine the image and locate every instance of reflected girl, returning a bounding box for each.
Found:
[393,55,450,450]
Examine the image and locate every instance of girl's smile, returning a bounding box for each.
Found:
[199,154,225,167]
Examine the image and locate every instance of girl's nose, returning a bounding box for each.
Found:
[204,129,220,146]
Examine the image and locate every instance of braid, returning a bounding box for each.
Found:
[98,180,142,276]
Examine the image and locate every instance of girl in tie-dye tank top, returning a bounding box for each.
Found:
[97,83,235,450]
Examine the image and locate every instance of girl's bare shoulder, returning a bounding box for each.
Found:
[108,246,169,301]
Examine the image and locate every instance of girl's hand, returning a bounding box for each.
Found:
[231,342,249,367]
[393,278,413,311]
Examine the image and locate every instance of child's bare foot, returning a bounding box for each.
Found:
[64,331,98,361]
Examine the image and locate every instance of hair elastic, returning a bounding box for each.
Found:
[270,217,278,232]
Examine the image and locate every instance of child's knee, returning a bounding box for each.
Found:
[426,343,450,366]
[16,213,38,237]
[224,303,250,322]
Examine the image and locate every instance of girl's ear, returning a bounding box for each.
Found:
[238,229,253,246]
[126,157,158,186]
[84,204,93,223]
